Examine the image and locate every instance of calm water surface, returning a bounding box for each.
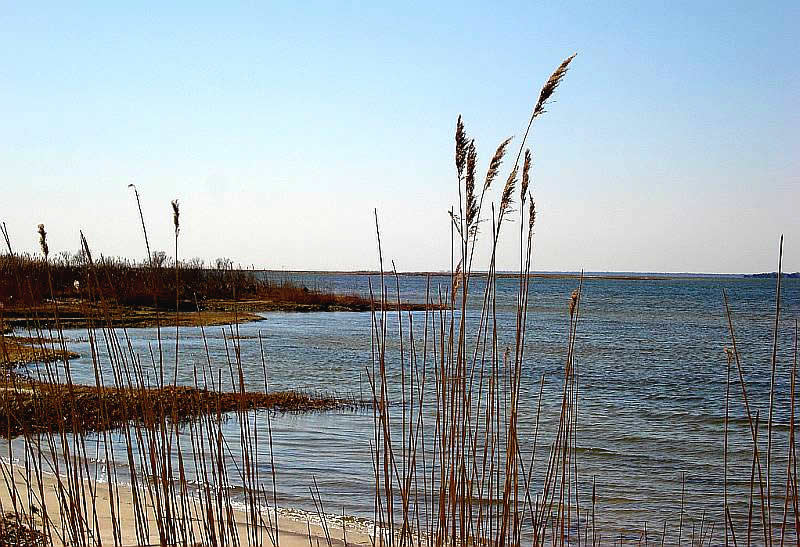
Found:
[10,274,800,542]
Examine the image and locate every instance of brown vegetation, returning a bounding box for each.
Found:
[369,54,584,547]
[367,57,799,546]
[0,336,79,367]
[1,298,263,331]
[0,253,427,331]
[0,513,47,546]
[0,375,366,438]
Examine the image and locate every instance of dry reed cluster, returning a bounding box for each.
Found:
[367,54,585,547]
[0,189,374,547]
[367,55,798,547]
[0,375,363,439]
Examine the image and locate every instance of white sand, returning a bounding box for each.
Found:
[0,462,372,547]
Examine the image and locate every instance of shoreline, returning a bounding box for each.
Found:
[1,296,432,333]
[0,461,370,547]
[255,269,767,281]
[1,299,265,331]
[0,378,367,439]
[0,335,80,367]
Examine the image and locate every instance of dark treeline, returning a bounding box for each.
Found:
[0,252,366,311]
[745,271,800,279]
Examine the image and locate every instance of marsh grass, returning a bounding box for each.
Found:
[0,252,379,313]
[366,54,591,547]
[366,56,799,547]
[0,378,365,439]
[0,336,79,367]
[0,196,375,547]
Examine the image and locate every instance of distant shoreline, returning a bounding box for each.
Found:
[255,269,799,281]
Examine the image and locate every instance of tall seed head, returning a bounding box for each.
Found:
[528,194,536,231]
[499,165,518,220]
[452,260,463,297]
[171,199,180,237]
[568,289,579,318]
[37,224,49,259]
[521,148,532,200]
[455,115,468,179]
[465,140,478,229]
[533,54,576,120]
[79,230,93,265]
[1,222,13,255]
[484,137,513,191]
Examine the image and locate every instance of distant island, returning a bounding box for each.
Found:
[744,272,800,279]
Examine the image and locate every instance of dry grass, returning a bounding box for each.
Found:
[0,253,425,329]
[0,336,79,368]
[364,53,792,546]
[1,298,264,331]
[368,54,584,547]
[0,194,383,546]
[0,375,366,438]
[0,513,47,546]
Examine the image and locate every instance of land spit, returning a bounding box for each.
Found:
[0,374,369,438]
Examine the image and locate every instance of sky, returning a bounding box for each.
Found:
[1,2,797,274]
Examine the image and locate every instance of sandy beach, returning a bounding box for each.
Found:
[0,462,371,547]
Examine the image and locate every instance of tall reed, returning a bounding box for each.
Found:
[367,55,589,547]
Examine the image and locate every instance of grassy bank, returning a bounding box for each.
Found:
[0,253,429,332]
[0,336,79,367]
[1,298,264,331]
[0,372,366,438]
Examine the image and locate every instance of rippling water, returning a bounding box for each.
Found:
[9,273,800,542]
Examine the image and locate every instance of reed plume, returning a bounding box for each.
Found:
[171,198,181,387]
[37,224,48,259]
[171,199,180,237]
[528,193,536,231]
[0,221,11,254]
[79,230,93,265]
[470,136,512,245]
[484,137,512,192]
[521,148,532,200]
[455,115,468,179]
[465,140,478,231]
[499,165,518,221]
[532,53,576,120]
[451,259,463,298]
[513,53,577,167]
[568,289,579,318]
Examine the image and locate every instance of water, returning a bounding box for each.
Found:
[9,273,800,542]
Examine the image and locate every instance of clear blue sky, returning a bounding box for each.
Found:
[1,2,797,273]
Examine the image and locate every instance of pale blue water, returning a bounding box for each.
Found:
[9,273,800,543]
